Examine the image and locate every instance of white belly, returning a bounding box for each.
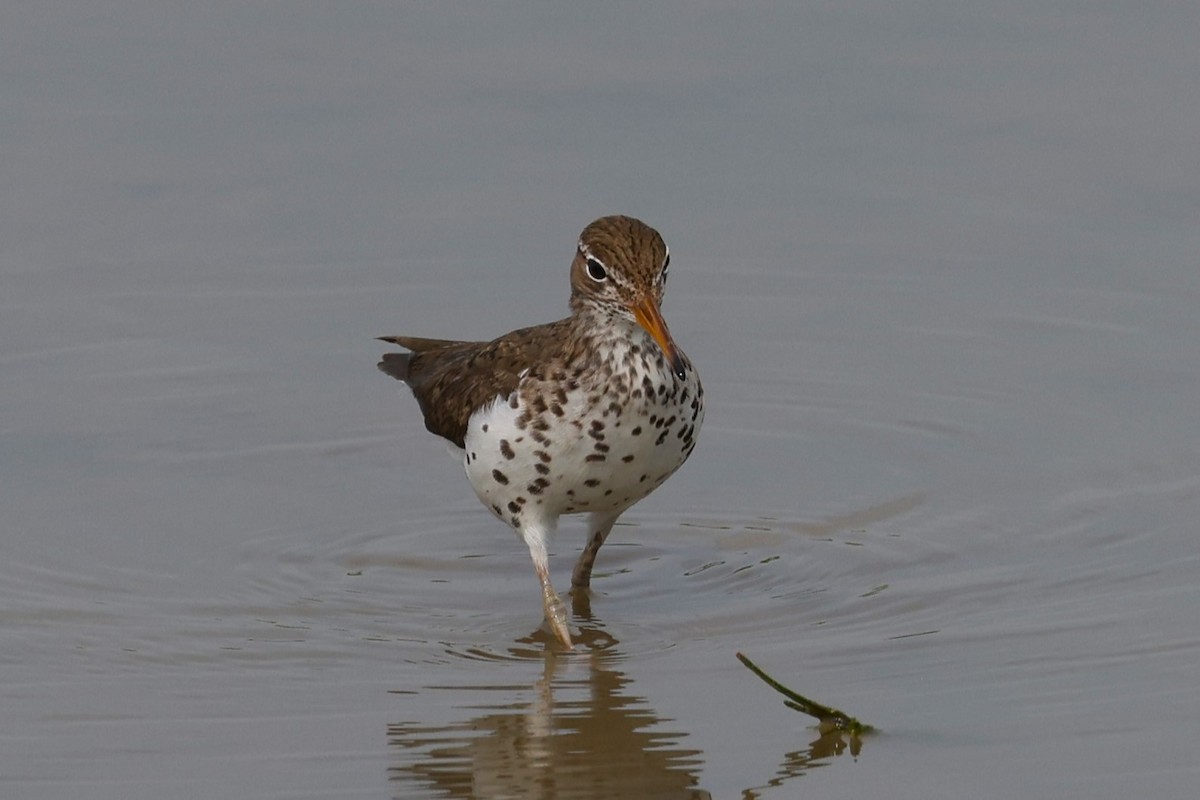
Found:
[460,359,702,529]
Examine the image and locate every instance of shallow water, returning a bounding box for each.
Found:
[4,2,1200,798]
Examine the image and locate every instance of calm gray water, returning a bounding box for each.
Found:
[4,2,1199,798]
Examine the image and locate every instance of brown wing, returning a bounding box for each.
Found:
[377,320,582,448]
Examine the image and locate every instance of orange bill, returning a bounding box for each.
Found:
[633,296,687,379]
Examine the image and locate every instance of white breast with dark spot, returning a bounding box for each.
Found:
[460,333,703,530]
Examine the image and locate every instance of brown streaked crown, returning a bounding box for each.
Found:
[569,215,670,317]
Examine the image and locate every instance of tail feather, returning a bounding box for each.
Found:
[377,335,475,385]
[377,351,412,383]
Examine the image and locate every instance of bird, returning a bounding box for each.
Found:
[377,215,703,648]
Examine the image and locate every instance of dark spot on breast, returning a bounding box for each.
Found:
[533,417,550,432]
[585,454,607,462]
[499,440,515,460]
[621,454,635,463]
[593,442,610,453]
[531,430,549,444]
[531,395,548,414]
[631,426,642,436]
[509,516,521,528]
[554,387,568,405]
[515,412,529,430]
[583,478,601,488]
[550,403,564,417]
[588,427,605,441]
[470,452,476,461]
[534,450,552,463]
[509,395,519,409]
[535,463,550,475]
[604,489,613,496]
[507,501,521,514]
[656,430,669,446]
[492,469,509,485]
[481,424,489,433]
[639,474,649,483]
[491,503,502,516]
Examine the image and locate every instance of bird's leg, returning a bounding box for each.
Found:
[535,562,573,649]
[523,524,572,649]
[572,512,619,589]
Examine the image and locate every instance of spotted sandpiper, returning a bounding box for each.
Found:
[377,215,703,648]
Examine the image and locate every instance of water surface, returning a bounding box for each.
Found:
[3,2,1199,798]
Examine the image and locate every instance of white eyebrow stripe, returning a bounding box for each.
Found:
[579,243,608,268]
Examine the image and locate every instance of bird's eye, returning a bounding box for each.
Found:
[586,257,608,282]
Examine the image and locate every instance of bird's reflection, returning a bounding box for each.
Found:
[387,601,711,799]
[387,595,865,799]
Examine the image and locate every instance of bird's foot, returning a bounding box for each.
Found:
[542,583,574,649]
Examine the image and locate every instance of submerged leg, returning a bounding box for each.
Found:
[571,512,620,589]
[521,522,573,649]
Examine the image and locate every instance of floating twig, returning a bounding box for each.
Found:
[736,651,875,736]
